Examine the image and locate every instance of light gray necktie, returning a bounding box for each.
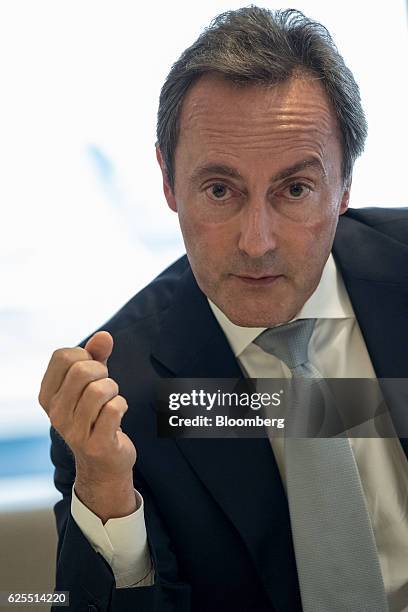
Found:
[254,319,389,612]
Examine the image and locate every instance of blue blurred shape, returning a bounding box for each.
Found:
[87,144,115,183]
[0,435,52,478]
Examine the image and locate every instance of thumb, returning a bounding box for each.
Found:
[84,331,114,365]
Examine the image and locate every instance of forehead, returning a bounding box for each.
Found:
[176,73,340,161]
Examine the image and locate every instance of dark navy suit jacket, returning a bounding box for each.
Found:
[50,207,408,612]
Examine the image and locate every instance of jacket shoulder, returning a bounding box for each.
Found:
[343,206,408,244]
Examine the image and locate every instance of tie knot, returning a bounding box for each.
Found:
[254,318,316,370]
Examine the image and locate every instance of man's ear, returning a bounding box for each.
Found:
[156,145,177,212]
[339,176,352,216]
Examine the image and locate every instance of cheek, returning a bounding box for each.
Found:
[180,208,234,255]
[304,197,339,241]
[179,216,221,275]
[280,215,335,277]
[306,225,337,281]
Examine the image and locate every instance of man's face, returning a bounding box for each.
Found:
[157,74,350,327]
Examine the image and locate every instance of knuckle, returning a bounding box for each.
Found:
[118,395,128,412]
[104,395,127,417]
[70,359,91,378]
[69,360,108,385]
[51,347,64,360]
[103,400,118,414]
[107,378,119,395]
[53,347,74,367]
[82,360,104,380]
[90,381,108,402]
[86,378,117,403]
[53,346,88,362]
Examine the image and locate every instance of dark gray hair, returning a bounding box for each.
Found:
[156,6,367,192]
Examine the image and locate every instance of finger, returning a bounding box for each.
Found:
[74,377,119,437]
[49,360,108,425]
[39,347,91,409]
[85,331,113,366]
[91,395,128,441]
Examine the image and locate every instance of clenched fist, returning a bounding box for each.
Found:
[39,331,137,522]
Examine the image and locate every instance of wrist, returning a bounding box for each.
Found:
[74,472,137,524]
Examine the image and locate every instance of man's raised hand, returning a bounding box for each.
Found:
[39,331,137,522]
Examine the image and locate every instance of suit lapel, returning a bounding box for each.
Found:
[333,213,408,457]
[152,266,302,612]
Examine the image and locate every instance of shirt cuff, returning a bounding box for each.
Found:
[71,484,155,588]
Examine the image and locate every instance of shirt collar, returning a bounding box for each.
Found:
[208,253,354,358]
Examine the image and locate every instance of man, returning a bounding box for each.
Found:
[39,7,408,612]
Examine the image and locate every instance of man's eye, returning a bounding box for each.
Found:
[206,183,232,201]
[285,183,311,199]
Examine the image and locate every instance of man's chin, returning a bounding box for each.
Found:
[202,278,300,328]
[215,300,299,328]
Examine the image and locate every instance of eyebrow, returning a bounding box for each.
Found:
[190,164,243,184]
[189,157,327,184]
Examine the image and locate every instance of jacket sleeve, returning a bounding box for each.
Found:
[49,426,191,612]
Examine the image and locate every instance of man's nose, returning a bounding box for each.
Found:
[237,202,278,258]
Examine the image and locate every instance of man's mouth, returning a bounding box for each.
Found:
[232,274,283,286]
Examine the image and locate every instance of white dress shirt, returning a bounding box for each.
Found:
[71,253,408,610]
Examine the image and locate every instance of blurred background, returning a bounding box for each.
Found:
[0,0,407,608]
